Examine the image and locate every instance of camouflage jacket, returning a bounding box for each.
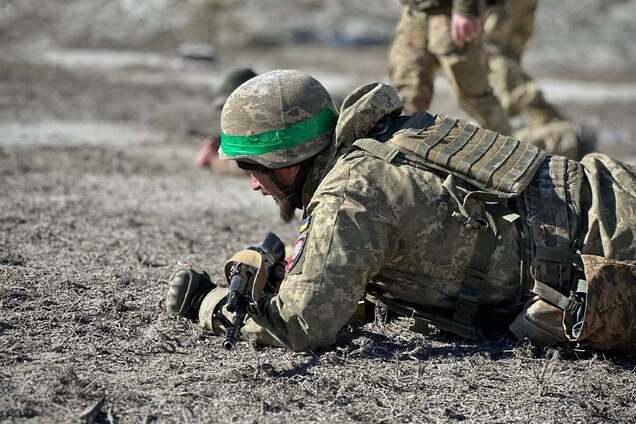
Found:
[242,84,523,351]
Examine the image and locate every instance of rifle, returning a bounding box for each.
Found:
[214,232,285,350]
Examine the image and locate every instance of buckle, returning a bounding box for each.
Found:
[451,211,487,230]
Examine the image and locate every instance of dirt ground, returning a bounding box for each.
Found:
[2,33,636,424]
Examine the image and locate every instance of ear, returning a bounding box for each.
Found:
[274,164,302,185]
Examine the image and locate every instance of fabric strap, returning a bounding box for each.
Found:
[532,280,570,310]
[353,138,400,163]
[220,106,338,157]
[453,217,497,326]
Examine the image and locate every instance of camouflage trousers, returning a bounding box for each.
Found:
[483,0,564,126]
[484,0,593,160]
[511,154,636,353]
[484,0,595,160]
[513,121,596,161]
[389,1,593,160]
[389,6,511,134]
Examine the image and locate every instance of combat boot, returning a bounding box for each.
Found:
[166,261,216,321]
[509,297,568,346]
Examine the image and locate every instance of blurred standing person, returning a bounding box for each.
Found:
[389,0,595,160]
[388,0,512,134]
[484,0,596,159]
[483,0,563,126]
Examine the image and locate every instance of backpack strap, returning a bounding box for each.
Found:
[352,138,400,163]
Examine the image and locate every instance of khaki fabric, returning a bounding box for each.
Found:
[580,153,636,261]
[388,113,546,196]
[483,1,597,160]
[483,0,564,126]
[509,153,636,352]
[199,287,230,335]
[389,6,511,134]
[203,83,636,353]
[569,255,636,352]
[245,150,522,351]
[400,0,480,18]
[389,7,437,114]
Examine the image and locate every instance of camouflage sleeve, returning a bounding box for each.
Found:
[242,160,397,351]
[453,0,480,17]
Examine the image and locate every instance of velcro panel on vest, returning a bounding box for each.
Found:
[399,111,437,136]
[432,123,478,167]
[389,116,547,197]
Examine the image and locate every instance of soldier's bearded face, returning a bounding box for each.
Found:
[249,173,296,223]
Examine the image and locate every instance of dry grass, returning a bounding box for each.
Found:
[1,60,635,424]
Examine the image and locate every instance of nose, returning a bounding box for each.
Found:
[250,174,262,191]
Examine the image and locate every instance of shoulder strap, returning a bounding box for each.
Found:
[400,111,437,135]
[351,111,436,161]
[353,138,400,162]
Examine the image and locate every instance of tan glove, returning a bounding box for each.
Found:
[199,287,231,335]
[165,261,216,320]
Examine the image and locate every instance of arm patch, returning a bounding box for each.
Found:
[285,216,311,273]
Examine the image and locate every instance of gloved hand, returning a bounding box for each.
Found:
[246,232,286,295]
[265,261,286,294]
[166,261,216,320]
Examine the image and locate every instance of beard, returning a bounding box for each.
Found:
[278,198,297,223]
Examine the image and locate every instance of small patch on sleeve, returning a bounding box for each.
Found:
[298,215,311,233]
[285,216,311,273]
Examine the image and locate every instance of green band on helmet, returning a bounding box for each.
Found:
[220,106,337,157]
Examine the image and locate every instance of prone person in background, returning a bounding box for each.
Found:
[195,67,257,173]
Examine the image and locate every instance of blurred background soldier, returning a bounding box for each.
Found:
[195,67,257,172]
[389,0,512,134]
[483,0,563,127]
[484,0,597,160]
[389,0,596,160]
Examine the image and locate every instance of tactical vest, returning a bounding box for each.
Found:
[353,112,584,340]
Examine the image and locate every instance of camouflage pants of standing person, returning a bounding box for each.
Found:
[484,0,597,160]
[513,121,596,161]
[483,0,564,126]
[389,6,511,135]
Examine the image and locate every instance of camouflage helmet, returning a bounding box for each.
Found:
[213,67,257,109]
[219,69,337,169]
